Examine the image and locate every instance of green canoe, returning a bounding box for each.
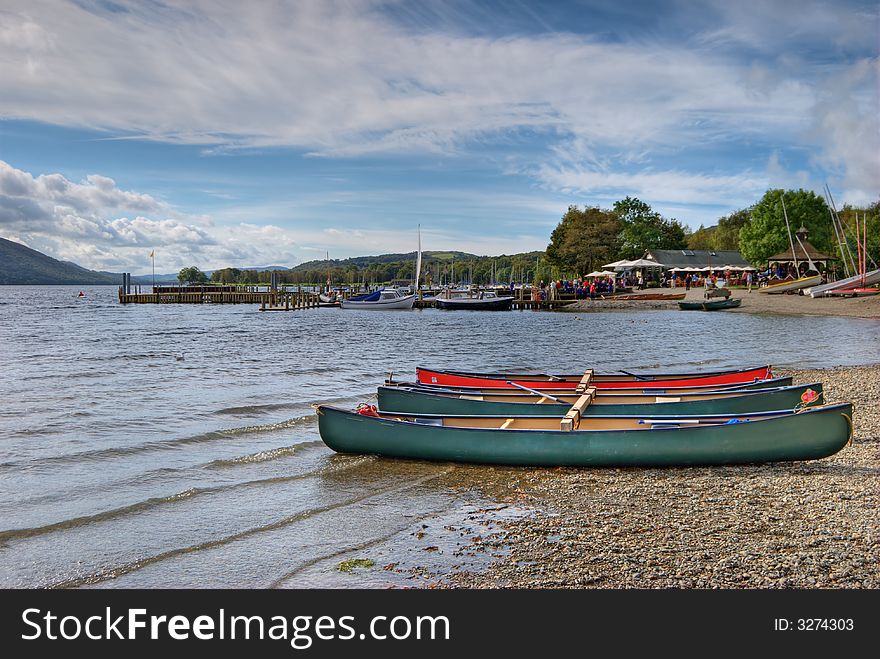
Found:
[679,298,742,311]
[315,403,853,467]
[376,382,824,417]
[386,375,794,395]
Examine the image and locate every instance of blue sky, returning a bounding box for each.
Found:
[0,0,877,274]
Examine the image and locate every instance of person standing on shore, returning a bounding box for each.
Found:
[746,270,753,293]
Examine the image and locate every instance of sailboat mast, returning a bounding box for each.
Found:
[414,225,422,293]
[780,193,800,273]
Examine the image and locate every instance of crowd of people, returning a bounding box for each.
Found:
[533,277,617,301]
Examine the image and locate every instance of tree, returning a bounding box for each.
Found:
[687,225,714,250]
[613,196,689,258]
[712,209,750,250]
[178,266,209,285]
[738,189,833,266]
[546,205,622,276]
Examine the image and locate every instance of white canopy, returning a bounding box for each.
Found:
[602,259,632,268]
[627,258,666,268]
[585,270,617,278]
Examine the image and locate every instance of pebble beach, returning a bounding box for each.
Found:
[562,287,880,318]
[431,364,878,589]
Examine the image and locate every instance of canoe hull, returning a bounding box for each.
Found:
[340,295,416,310]
[758,275,822,294]
[316,403,852,467]
[435,296,513,310]
[679,299,742,311]
[377,383,824,417]
[390,376,794,395]
[415,365,774,390]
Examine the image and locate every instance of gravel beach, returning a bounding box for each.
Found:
[561,287,880,318]
[433,365,879,589]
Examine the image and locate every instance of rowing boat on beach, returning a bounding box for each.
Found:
[377,382,823,417]
[758,275,821,294]
[415,365,774,390]
[387,376,795,395]
[678,298,742,311]
[315,402,853,467]
[611,293,686,301]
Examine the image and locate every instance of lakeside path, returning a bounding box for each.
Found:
[560,286,880,319]
[428,365,879,589]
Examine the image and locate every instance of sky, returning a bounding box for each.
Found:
[0,0,877,274]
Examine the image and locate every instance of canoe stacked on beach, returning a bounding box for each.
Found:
[413,365,773,390]
[315,364,852,467]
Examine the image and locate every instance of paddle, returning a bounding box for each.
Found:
[617,369,651,381]
[506,381,567,403]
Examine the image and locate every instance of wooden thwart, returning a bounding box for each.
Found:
[575,369,594,394]
[560,386,597,431]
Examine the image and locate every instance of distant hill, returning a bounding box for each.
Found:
[0,237,120,285]
[292,250,476,272]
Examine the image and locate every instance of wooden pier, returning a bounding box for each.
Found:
[118,285,321,310]
[116,278,576,311]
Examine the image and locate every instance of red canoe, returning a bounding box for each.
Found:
[415,365,774,390]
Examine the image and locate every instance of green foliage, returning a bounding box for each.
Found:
[337,558,375,573]
[738,189,833,265]
[712,209,750,250]
[613,196,689,258]
[546,205,621,275]
[177,266,209,284]
[687,225,715,250]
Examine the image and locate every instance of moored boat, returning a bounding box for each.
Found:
[376,382,823,417]
[415,365,774,390]
[315,402,853,467]
[434,289,513,310]
[340,288,416,310]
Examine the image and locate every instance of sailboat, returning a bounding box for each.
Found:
[759,194,821,294]
[340,228,420,310]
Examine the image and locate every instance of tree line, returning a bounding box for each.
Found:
[176,189,878,285]
[545,191,878,278]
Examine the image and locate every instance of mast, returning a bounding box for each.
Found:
[780,193,800,273]
[414,225,422,293]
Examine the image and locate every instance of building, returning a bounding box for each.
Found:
[644,248,752,272]
[766,226,836,274]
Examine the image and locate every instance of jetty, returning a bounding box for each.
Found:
[116,274,576,311]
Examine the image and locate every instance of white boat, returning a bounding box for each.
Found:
[758,274,821,294]
[806,268,880,298]
[340,288,416,310]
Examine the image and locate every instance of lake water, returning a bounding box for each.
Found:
[1,285,878,588]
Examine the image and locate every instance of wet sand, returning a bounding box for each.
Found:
[428,365,879,589]
[562,286,880,318]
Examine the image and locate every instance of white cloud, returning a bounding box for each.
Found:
[0,160,304,272]
[0,1,875,244]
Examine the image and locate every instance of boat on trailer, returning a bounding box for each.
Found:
[415,365,774,390]
[315,401,853,467]
[376,382,823,417]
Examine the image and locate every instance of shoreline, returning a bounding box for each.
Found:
[396,365,879,589]
[559,286,880,319]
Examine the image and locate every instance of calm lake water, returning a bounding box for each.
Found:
[1,285,878,588]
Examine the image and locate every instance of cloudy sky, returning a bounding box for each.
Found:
[0,0,877,273]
